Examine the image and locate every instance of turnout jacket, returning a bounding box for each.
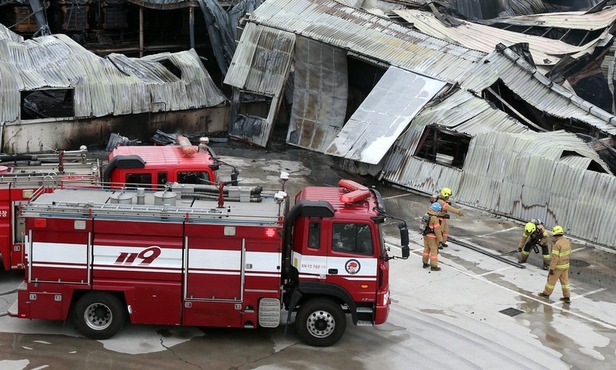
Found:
[549,235,571,271]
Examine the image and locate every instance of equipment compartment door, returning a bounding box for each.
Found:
[184,224,243,301]
[27,218,91,284]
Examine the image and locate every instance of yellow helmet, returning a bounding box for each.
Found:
[440,187,452,198]
[524,222,536,234]
[552,225,564,236]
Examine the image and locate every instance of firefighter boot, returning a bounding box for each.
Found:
[538,292,550,298]
[543,258,550,270]
[423,263,430,269]
[431,266,441,271]
[560,297,571,304]
[518,255,528,264]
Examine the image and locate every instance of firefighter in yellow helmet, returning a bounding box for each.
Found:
[517,219,550,269]
[422,202,444,271]
[435,187,463,249]
[538,225,571,303]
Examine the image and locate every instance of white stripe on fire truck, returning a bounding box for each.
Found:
[31,242,88,264]
[291,252,378,276]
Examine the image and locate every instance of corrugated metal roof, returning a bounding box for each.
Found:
[0,24,226,122]
[246,0,485,84]
[460,46,616,136]
[456,130,616,246]
[394,9,613,67]
[482,6,616,30]
[325,66,446,164]
[380,89,529,187]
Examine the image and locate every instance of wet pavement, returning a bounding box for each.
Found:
[0,135,615,369]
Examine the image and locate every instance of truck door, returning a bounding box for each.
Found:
[325,221,378,304]
[183,223,243,327]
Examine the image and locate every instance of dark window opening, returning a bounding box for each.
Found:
[21,89,74,120]
[332,223,373,256]
[177,171,211,185]
[157,172,168,187]
[308,222,320,249]
[125,173,152,187]
[415,125,470,169]
[346,56,386,121]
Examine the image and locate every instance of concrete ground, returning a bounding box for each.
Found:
[0,136,614,369]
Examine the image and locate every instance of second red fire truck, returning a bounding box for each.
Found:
[0,138,221,272]
[10,176,409,346]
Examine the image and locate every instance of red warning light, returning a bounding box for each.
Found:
[265,228,277,238]
[33,218,47,228]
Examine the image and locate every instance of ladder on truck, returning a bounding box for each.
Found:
[20,187,287,225]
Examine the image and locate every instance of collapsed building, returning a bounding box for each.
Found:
[1,0,616,247]
[223,0,616,247]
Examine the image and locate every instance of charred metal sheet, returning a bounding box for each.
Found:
[287,37,347,152]
[325,66,446,165]
[394,9,614,69]
[224,23,295,147]
[224,23,295,96]
[460,45,616,136]
[247,0,485,84]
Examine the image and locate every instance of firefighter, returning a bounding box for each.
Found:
[538,225,571,303]
[422,202,444,271]
[517,219,550,269]
[435,187,463,249]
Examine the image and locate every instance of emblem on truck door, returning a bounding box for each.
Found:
[115,246,162,265]
[345,259,361,274]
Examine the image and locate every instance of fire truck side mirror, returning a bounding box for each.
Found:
[399,222,410,259]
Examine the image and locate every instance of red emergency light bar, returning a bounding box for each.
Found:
[338,179,370,204]
[265,228,277,238]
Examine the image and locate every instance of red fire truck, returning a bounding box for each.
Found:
[0,139,221,272]
[9,177,409,346]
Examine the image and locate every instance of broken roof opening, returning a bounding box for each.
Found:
[482,79,610,137]
[561,150,607,173]
[414,125,470,169]
[488,23,605,47]
[20,89,74,120]
[159,59,182,80]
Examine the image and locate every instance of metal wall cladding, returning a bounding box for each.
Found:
[457,130,616,247]
[247,0,486,84]
[461,50,616,136]
[0,23,226,121]
[325,66,446,164]
[224,23,295,97]
[287,36,347,152]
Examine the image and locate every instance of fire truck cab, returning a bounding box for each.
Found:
[10,177,409,346]
[103,137,220,189]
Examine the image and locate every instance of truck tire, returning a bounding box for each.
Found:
[73,292,126,339]
[295,298,346,347]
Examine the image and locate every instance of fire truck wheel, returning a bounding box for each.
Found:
[295,298,346,347]
[73,292,126,339]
